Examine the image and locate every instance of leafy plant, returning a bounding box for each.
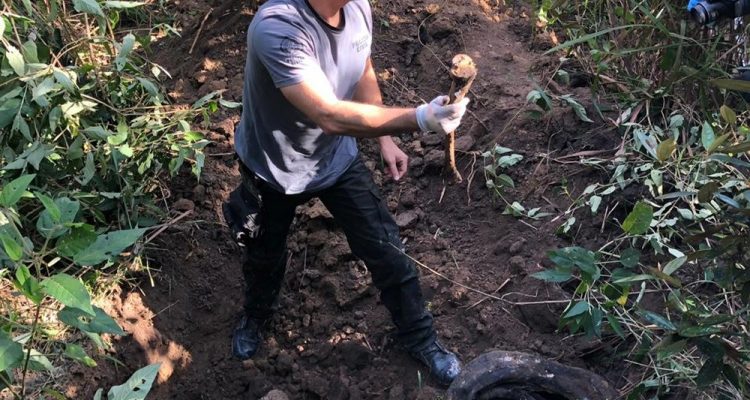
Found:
[525,0,750,398]
[483,145,523,194]
[94,363,161,400]
[0,1,222,397]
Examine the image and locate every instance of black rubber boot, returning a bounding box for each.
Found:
[232,316,263,360]
[409,340,461,386]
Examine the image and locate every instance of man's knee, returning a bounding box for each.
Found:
[365,247,420,289]
[242,243,287,273]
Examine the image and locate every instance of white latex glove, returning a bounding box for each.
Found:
[416,95,470,135]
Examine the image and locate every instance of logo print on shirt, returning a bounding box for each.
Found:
[351,34,370,53]
[280,37,306,65]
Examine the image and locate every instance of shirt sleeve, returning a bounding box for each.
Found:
[251,16,319,89]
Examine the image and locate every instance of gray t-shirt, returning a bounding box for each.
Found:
[235,0,373,195]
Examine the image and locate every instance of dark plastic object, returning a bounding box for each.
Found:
[447,351,619,400]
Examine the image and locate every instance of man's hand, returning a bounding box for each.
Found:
[416,95,470,135]
[379,136,408,181]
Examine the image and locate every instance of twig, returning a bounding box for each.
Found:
[466,152,479,206]
[143,210,193,245]
[391,243,506,301]
[518,219,538,231]
[189,8,214,55]
[150,301,179,320]
[20,302,42,398]
[209,152,236,157]
[466,278,511,309]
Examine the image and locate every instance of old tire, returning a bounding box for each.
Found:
[447,351,619,400]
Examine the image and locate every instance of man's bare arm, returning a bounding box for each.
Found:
[280,66,418,138]
[352,58,399,145]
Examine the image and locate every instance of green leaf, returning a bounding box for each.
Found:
[531,268,572,283]
[81,152,96,185]
[589,195,602,214]
[496,174,515,188]
[700,314,735,326]
[697,181,720,203]
[613,274,655,284]
[563,301,590,318]
[36,197,79,239]
[21,40,38,63]
[57,225,98,258]
[117,144,134,158]
[41,273,95,316]
[619,248,641,269]
[722,364,744,392]
[73,228,146,266]
[0,174,35,207]
[83,126,112,141]
[638,310,677,331]
[707,133,731,154]
[137,78,159,98]
[663,256,687,276]
[622,201,653,235]
[107,363,161,400]
[25,349,53,371]
[560,95,593,123]
[606,314,625,338]
[183,131,204,142]
[12,113,31,140]
[115,33,135,71]
[548,246,597,274]
[701,121,715,150]
[14,265,43,304]
[496,154,523,168]
[656,138,676,162]
[718,140,750,154]
[35,192,61,222]
[679,325,723,338]
[104,1,147,8]
[526,89,552,111]
[219,99,241,109]
[5,45,25,76]
[712,78,750,93]
[32,77,56,106]
[72,0,105,17]
[655,339,688,360]
[0,232,23,261]
[58,306,125,335]
[107,123,128,145]
[0,98,21,129]
[0,333,23,371]
[53,68,76,93]
[695,358,722,387]
[64,343,97,367]
[720,105,737,125]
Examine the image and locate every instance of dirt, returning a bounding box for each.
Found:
[66,0,626,399]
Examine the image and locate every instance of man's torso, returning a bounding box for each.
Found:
[235,0,373,195]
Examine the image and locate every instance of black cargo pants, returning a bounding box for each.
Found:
[238,157,436,352]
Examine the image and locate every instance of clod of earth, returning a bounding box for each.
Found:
[447,351,619,400]
[446,54,477,184]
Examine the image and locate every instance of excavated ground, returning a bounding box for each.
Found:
[63,1,627,399]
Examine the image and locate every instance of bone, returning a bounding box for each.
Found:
[445,54,477,184]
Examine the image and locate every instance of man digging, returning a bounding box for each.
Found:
[224,0,470,386]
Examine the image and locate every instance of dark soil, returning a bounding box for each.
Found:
[69,1,626,399]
